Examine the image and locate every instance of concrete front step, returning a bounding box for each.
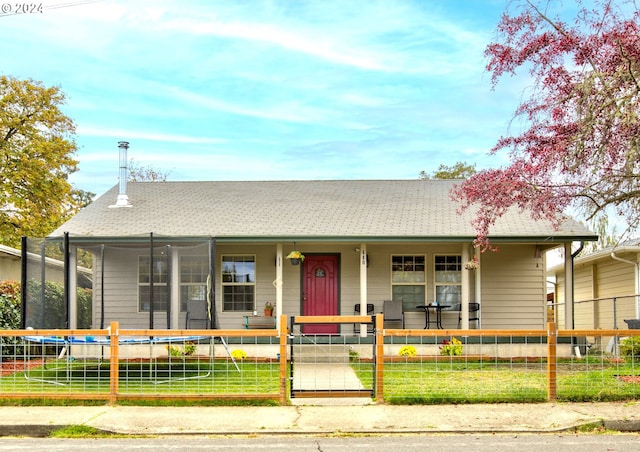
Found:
[292,344,352,364]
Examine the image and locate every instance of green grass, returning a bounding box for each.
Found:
[1,359,281,398]
[3,356,640,405]
[351,357,640,404]
[49,425,115,438]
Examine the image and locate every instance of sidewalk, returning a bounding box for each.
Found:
[0,401,639,436]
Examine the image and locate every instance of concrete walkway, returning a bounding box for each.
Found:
[292,363,366,391]
[0,402,639,436]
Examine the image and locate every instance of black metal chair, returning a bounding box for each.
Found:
[354,303,375,334]
[185,300,209,329]
[624,319,640,329]
[383,299,404,329]
[457,302,480,328]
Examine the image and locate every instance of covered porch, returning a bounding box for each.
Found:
[21,233,570,333]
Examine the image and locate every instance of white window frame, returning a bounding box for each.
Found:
[138,255,169,312]
[180,255,208,312]
[391,254,426,312]
[221,255,256,312]
[433,254,462,308]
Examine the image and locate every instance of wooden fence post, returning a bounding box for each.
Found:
[375,314,384,403]
[547,321,557,402]
[279,315,288,405]
[109,321,119,404]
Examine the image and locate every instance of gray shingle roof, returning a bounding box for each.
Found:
[50,180,595,242]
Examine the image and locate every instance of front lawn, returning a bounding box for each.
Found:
[351,357,640,404]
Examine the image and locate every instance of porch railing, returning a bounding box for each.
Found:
[550,294,640,330]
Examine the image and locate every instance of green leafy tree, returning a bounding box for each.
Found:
[71,188,96,209]
[420,162,477,180]
[0,75,80,247]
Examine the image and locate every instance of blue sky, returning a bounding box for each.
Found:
[1,0,525,197]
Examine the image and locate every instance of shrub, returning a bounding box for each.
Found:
[24,280,92,329]
[0,281,22,356]
[398,345,417,357]
[0,281,21,330]
[166,343,197,358]
[440,337,463,356]
[620,336,640,357]
[183,343,197,356]
[231,349,247,360]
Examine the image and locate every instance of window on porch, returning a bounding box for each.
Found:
[434,255,462,306]
[222,255,255,311]
[180,255,208,312]
[391,255,425,312]
[138,255,169,312]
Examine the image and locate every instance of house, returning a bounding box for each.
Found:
[1,243,91,287]
[23,179,596,332]
[0,244,25,282]
[549,238,640,331]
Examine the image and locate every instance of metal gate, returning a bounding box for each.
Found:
[288,315,376,399]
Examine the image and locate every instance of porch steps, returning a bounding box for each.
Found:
[292,344,352,364]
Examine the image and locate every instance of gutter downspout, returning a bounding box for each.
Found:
[564,241,584,330]
[610,250,640,320]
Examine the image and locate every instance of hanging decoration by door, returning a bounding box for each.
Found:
[286,249,305,265]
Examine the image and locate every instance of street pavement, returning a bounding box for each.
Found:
[0,401,639,437]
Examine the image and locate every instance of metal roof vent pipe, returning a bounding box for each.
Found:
[109,140,132,208]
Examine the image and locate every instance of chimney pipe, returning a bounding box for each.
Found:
[109,141,132,208]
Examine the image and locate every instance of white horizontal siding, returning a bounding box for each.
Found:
[480,245,546,329]
[92,242,547,330]
[555,252,639,329]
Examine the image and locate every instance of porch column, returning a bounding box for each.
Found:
[276,244,284,333]
[68,246,78,329]
[359,243,368,337]
[474,249,481,327]
[564,242,575,329]
[460,244,470,329]
[170,249,180,329]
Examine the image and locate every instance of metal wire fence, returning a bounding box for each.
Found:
[0,317,639,404]
[379,331,549,404]
[0,323,285,403]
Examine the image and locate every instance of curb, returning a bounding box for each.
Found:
[2,421,640,437]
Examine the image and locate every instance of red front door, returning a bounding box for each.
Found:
[302,255,339,334]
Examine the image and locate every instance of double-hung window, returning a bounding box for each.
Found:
[180,255,208,312]
[391,255,425,312]
[221,255,255,311]
[138,255,169,312]
[434,255,462,306]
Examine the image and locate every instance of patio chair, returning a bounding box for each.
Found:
[624,319,640,329]
[186,300,209,329]
[354,303,375,334]
[457,302,480,328]
[383,299,404,329]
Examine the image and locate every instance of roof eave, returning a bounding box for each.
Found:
[43,233,597,245]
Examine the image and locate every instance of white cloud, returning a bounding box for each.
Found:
[3,0,519,197]
[77,126,227,145]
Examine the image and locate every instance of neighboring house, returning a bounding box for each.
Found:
[1,243,91,287]
[0,244,24,282]
[24,179,595,331]
[549,238,640,331]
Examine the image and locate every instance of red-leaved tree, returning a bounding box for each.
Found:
[454,0,640,250]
